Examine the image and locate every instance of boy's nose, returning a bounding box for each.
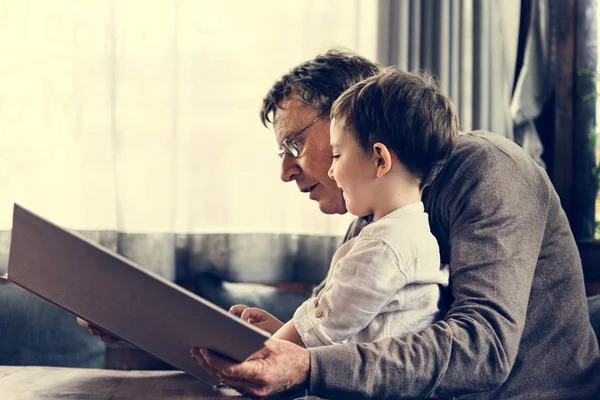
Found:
[327,164,335,181]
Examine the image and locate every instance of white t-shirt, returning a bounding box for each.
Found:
[293,202,449,347]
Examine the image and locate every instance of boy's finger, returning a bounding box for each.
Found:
[228,304,248,316]
[240,308,260,322]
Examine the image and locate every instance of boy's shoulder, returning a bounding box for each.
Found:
[358,204,437,261]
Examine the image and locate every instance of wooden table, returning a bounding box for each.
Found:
[0,366,247,399]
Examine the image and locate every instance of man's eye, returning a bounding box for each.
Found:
[332,154,340,159]
[294,135,307,145]
[293,142,306,153]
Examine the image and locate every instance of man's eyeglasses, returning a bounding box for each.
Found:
[278,114,326,159]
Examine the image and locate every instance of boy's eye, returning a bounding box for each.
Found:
[332,154,340,159]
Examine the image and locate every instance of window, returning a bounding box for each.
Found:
[596,7,600,239]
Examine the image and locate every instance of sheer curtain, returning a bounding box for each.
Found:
[377,0,521,138]
[0,0,377,281]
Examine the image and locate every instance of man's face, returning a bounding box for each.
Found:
[273,98,347,215]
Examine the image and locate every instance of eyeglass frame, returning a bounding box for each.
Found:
[278,114,326,159]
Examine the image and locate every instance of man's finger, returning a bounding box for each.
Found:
[191,348,260,395]
[222,362,264,383]
[199,348,238,372]
[192,347,241,379]
[77,317,90,328]
[245,344,272,361]
[191,348,221,376]
[100,334,117,343]
[222,347,274,382]
[215,377,265,398]
[78,318,105,335]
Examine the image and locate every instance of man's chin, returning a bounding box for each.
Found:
[317,198,347,215]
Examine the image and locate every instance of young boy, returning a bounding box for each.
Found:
[232,67,459,347]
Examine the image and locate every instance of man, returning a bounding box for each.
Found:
[191,50,600,398]
[80,49,600,398]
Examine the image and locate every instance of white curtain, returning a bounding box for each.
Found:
[1,0,377,237]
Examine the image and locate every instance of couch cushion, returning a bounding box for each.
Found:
[0,283,105,368]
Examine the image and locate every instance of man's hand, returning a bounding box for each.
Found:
[76,317,119,343]
[191,338,310,398]
[229,304,284,335]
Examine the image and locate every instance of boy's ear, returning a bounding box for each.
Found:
[373,143,392,178]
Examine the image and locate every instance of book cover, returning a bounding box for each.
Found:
[6,204,270,386]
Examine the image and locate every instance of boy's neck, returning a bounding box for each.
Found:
[372,176,422,222]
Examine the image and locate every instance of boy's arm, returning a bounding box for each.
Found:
[293,239,408,348]
[271,320,304,346]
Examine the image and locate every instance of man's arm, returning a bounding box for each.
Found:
[196,142,552,398]
[307,144,550,398]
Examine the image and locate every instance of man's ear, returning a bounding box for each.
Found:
[373,143,393,178]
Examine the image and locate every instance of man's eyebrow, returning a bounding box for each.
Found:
[280,125,307,142]
[280,129,296,139]
[277,129,296,147]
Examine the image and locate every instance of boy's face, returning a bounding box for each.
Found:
[328,117,377,217]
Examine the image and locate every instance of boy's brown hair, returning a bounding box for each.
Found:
[331,67,459,188]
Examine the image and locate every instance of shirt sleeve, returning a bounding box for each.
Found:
[309,218,369,299]
[293,238,407,347]
[307,144,551,398]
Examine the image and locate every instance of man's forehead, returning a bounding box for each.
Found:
[273,99,320,141]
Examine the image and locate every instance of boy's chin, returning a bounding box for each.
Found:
[344,202,371,218]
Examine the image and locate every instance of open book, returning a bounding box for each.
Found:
[6,204,270,386]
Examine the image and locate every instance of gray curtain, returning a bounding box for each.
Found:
[377,0,521,139]
[0,228,338,368]
[1,229,338,323]
[511,0,558,168]
[0,230,336,285]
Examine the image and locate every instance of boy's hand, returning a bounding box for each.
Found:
[228,304,284,334]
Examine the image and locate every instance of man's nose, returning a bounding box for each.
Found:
[280,154,301,182]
